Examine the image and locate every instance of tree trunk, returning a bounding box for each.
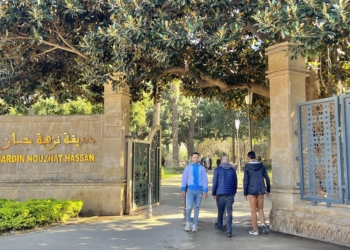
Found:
[326,46,334,97]
[336,52,344,96]
[306,57,321,101]
[187,97,200,159]
[170,82,180,168]
[337,67,343,95]
[152,101,161,128]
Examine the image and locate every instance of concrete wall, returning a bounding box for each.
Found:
[0,84,131,216]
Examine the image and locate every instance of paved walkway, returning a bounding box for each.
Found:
[0,173,348,250]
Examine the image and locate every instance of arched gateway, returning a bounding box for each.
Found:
[0,42,349,247]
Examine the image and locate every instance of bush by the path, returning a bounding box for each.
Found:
[0,199,83,232]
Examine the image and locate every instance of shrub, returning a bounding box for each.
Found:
[0,99,10,115]
[8,106,28,115]
[62,97,93,115]
[0,199,83,232]
[32,98,66,115]
[32,97,103,116]
[91,103,103,114]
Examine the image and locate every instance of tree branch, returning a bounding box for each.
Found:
[231,83,270,98]
[50,23,78,51]
[34,46,59,57]
[1,35,89,60]
[41,40,89,60]
[164,66,270,97]
[246,21,269,42]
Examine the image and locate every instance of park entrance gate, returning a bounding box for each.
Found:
[125,126,161,213]
[297,94,350,207]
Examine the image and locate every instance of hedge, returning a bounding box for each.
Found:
[0,199,83,231]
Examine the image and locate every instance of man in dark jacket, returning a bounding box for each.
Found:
[244,151,271,236]
[212,156,237,237]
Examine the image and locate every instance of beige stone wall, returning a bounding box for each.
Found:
[270,203,350,246]
[0,85,131,216]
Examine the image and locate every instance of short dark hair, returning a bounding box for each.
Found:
[192,152,199,156]
[247,151,256,159]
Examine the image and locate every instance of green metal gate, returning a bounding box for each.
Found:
[125,126,161,213]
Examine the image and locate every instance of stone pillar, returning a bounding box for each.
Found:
[102,84,131,215]
[266,42,308,227]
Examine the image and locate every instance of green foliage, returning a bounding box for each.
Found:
[32,98,66,115]
[0,199,83,231]
[62,97,92,115]
[0,0,270,110]
[132,82,270,153]
[253,0,350,97]
[32,97,102,115]
[0,99,10,115]
[160,87,197,147]
[130,92,153,138]
[91,103,103,114]
[3,0,349,111]
[8,106,29,116]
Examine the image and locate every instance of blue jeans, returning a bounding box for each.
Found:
[186,189,203,225]
[216,195,234,232]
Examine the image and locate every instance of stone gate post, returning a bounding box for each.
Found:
[266,42,308,228]
[101,84,131,215]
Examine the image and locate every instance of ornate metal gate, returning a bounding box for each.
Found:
[125,126,161,213]
[297,95,350,207]
[132,143,150,207]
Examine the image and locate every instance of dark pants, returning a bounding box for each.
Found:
[216,195,234,233]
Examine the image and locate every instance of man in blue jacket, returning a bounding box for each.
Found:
[212,156,237,237]
[181,152,208,232]
[243,151,271,236]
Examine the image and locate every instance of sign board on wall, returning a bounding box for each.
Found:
[0,132,95,163]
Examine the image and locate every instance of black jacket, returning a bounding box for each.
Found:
[243,161,271,196]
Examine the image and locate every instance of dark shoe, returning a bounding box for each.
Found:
[227,231,232,237]
[215,223,224,232]
[261,223,269,235]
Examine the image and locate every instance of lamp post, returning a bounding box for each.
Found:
[199,113,203,138]
[245,92,253,151]
[235,119,241,175]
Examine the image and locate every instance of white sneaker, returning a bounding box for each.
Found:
[185,222,191,232]
[192,224,197,232]
[249,229,259,235]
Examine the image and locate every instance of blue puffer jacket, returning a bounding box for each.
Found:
[243,161,271,196]
[212,163,237,196]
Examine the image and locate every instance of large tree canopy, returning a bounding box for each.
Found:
[0,0,349,109]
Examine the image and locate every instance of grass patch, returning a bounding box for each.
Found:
[161,167,183,179]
